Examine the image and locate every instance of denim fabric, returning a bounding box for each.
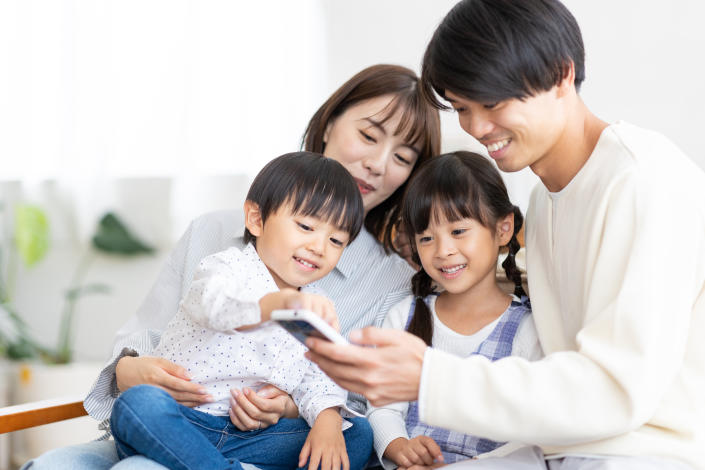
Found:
[111,385,373,470]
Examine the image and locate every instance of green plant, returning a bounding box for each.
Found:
[1,206,153,364]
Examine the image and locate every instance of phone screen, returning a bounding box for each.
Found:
[278,319,331,345]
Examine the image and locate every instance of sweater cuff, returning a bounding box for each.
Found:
[417,346,432,423]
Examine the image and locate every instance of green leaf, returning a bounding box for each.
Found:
[91,212,154,255]
[14,205,50,267]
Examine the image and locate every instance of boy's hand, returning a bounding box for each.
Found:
[261,289,340,331]
[298,408,348,470]
[384,436,443,468]
[228,385,298,431]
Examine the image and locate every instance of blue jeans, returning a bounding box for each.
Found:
[111,385,373,470]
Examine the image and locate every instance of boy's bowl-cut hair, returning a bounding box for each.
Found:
[243,152,364,245]
[421,0,585,107]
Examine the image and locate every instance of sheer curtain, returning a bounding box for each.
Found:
[0,0,327,243]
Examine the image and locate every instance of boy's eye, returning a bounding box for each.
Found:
[359,130,377,143]
[329,237,345,247]
[297,222,313,231]
[483,101,499,110]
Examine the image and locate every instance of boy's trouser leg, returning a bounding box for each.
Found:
[110,385,242,470]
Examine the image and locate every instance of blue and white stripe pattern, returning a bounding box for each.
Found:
[404,296,532,463]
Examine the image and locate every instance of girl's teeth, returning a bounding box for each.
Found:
[441,264,466,273]
[487,138,510,152]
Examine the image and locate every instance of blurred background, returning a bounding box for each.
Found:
[0,0,704,455]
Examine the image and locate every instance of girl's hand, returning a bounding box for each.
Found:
[298,408,348,470]
[228,384,298,431]
[261,289,340,331]
[385,436,443,468]
[115,356,213,407]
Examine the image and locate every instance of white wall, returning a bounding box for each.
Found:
[3,0,705,363]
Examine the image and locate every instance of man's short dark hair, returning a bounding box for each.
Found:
[421,0,585,107]
[243,152,364,245]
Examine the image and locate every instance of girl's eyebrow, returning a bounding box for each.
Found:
[364,118,421,155]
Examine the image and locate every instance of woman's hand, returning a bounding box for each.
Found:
[305,327,427,406]
[385,436,444,468]
[115,356,212,407]
[298,408,348,470]
[228,384,298,431]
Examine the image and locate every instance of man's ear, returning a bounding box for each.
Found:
[496,212,515,247]
[244,200,263,237]
[556,61,576,98]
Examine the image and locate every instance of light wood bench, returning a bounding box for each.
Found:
[0,395,87,434]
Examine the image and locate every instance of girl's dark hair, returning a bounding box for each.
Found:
[302,64,441,253]
[402,151,525,345]
[243,152,364,245]
[421,0,585,108]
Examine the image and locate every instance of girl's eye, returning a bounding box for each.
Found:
[359,130,376,143]
[297,222,313,231]
[329,237,345,247]
[394,153,412,165]
[451,228,467,236]
[418,236,432,243]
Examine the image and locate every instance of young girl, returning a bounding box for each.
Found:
[110,152,373,470]
[367,151,542,468]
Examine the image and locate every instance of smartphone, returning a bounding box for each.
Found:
[271,309,349,346]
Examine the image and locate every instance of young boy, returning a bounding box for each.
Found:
[110,152,373,470]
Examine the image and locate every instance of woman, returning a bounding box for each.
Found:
[23,64,440,470]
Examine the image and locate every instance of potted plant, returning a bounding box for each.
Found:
[1,203,153,464]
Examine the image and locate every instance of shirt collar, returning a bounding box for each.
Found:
[242,242,278,289]
[334,228,377,279]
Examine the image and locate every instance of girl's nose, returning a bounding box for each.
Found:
[435,236,457,258]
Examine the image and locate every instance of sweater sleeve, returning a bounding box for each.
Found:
[419,170,704,445]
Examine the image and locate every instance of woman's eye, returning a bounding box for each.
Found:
[297,222,312,231]
[394,153,412,165]
[359,130,376,143]
[453,107,467,114]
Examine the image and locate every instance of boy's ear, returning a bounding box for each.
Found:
[244,200,263,237]
[496,212,515,246]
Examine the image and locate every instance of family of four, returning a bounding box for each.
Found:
[23,0,705,469]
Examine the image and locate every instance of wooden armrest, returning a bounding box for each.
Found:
[0,395,87,433]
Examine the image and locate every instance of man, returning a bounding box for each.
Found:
[306,0,705,468]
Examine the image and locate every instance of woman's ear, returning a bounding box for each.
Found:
[323,120,333,145]
[496,212,515,246]
[244,200,263,237]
